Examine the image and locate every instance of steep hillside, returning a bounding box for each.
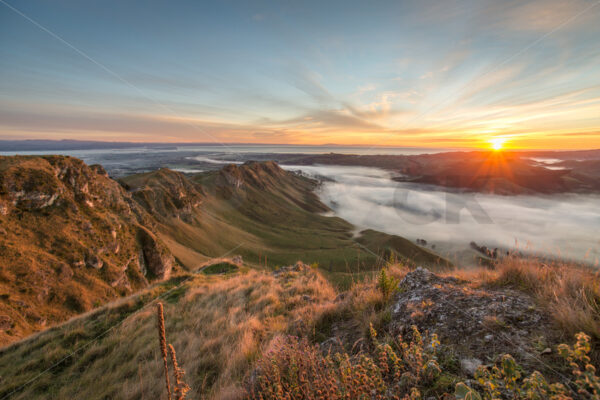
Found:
[0,156,174,344]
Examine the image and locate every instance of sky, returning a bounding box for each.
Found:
[1,0,600,149]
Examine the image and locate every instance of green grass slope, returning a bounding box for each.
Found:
[122,161,451,285]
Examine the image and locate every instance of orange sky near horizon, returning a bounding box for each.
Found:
[3,129,599,151]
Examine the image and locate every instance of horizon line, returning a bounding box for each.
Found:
[1,138,600,152]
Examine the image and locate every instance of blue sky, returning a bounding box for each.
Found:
[1,0,600,148]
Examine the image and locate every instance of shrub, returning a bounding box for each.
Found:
[455,332,600,400]
[557,332,600,398]
[246,325,445,399]
[377,267,400,302]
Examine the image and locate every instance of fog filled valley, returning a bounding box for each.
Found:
[283,164,600,266]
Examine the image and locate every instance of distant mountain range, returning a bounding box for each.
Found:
[3,140,600,195]
[273,150,600,194]
[0,139,230,151]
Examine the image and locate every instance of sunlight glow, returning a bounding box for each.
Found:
[489,137,507,151]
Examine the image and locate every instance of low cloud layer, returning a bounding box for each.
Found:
[283,164,600,264]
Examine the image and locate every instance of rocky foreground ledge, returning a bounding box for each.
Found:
[391,267,555,375]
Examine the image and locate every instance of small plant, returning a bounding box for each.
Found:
[387,251,397,266]
[157,303,172,400]
[169,344,191,400]
[455,383,482,400]
[156,302,190,400]
[377,267,400,301]
[557,332,600,398]
[246,325,445,399]
[465,354,570,400]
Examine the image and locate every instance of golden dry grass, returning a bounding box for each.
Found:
[168,266,336,399]
[3,258,600,399]
[0,265,337,399]
[449,257,600,342]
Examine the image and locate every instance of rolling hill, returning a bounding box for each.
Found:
[121,161,449,277]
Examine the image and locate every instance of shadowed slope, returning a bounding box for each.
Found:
[273,151,600,194]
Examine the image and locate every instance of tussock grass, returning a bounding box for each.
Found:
[309,264,408,347]
[0,265,336,399]
[167,268,336,398]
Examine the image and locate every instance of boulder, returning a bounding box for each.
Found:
[460,358,482,377]
[137,226,173,280]
[391,267,552,363]
[85,255,104,269]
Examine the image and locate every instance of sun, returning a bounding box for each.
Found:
[489,137,506,151]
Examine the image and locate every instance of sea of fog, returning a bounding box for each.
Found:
[282,164,600,266]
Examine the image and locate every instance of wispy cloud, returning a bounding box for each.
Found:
[1,0,599,148]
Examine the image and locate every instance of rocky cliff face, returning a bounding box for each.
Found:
[0,156,174,344]
[218,161,287,190]
[137,226,173,280]
[121,168,203,223]
[1,156,130,213]
[212,161,330,213]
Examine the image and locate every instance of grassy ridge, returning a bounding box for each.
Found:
[0,266,336,399]
[122,162,450,287]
